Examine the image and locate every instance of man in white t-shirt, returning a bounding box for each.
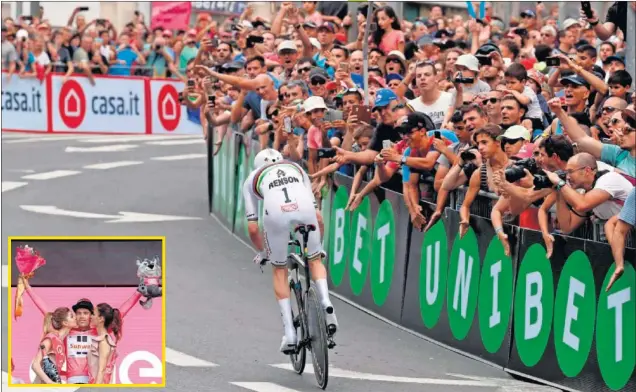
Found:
[544,152,633,234]
[407,61,456,129]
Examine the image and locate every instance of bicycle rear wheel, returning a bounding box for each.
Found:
[307,286,329,390]
[289,275,306,374]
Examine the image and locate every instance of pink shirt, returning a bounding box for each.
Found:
[515,142,536,159]
[307,125,323,150]
[378,30,405,54]
[65,327,98,383]
[88,332,117,384]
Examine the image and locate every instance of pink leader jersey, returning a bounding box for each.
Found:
[65,327,98,383]
[88,332,118,384]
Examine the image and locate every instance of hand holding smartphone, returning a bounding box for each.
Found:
[581,1,593,19]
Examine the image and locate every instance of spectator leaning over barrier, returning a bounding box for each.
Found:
[542,152,633,235]
[72,35,96,85]
[604,187,636,291]
[2,25,18,82]
[460,124,509,238]
[552,100,636,179]
[535,135,576,257]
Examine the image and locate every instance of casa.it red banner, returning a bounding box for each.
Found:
[150,1,192,31]
[11,287,163,385]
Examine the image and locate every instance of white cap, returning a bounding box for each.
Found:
[277,40,297,53]
[455,54,480,72]
[563,18,581,30]
[16,29,28,40]
[309,37,321,50]
[498,125,531,141]
[540,25,557,37]
[303,96,327,113]
[386,50,406,62]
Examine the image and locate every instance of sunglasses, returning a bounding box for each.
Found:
[610,118,624,126]
[391,103,406,112]
[482,98,499,105]
[280,49,297,55]
[310,78,327,86]
[502,137,524,145]
[602,106,617,114]
[297,67,311,74]
[387,58,402,64]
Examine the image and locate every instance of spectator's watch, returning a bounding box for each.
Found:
[555,179,566,191]
[401,155,408,166]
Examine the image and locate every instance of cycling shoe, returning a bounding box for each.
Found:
[325,306,338,336]
[280,334,297,354]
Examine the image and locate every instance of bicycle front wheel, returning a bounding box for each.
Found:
[307,286,329,390]
[289,276,306,374]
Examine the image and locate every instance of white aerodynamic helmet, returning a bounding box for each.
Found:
[254,148,283,168]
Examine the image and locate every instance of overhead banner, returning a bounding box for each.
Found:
[1,73,48,132]
[50,75,146,134]
[150,2,192,31]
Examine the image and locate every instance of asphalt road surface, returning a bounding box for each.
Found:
[0,132,559,392]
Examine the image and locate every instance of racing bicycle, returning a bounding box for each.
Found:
[286,224,336,390]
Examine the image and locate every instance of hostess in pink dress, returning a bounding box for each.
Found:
[87,333,117,384]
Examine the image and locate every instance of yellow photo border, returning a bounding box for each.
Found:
[7,236,167,388]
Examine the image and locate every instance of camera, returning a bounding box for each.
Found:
[504,158,539,182]
[460,150,476,161]
[533,170,567,190]
[476,55,492,66]
[461,162,479,179]
[454,74,474,84]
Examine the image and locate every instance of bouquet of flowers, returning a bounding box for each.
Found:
[14,245,47,319]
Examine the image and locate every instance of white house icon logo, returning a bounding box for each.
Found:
[64,88,81,118]
[162,94,176,121]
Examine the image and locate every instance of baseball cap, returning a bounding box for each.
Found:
[497,125,531,141]
[372,88,398,111]
[476,42,501,56]
[386,50,406,68]
[520,10,536,18]
[417,34,435,47]
[562,18,581,30]
[396,112,436,135]
[560,74,590,88]
[308,67,329,82]
[318,22,336,33]
[385,73,404,83]
[16,29,28,40]
[455,54,480,72]
[303,96,327,113]
[369,74,387,88]
[72,299,94,314]
[277,40,297,53]
[303,21,317,29]
[603,53,625,66]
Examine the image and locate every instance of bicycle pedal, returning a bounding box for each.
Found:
[327,338,336,349]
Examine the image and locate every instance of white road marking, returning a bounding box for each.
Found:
[271,364,499,387]
[81,135,197,143]
[2,182,28,192]
[65,144,138,153]
[448,374,560,391]
[165,348,218,367]
[230,382,301,392]
[3,135,93,144]
[151,154,207,161]
[19,205,202,223]
[146,139,203,146]
[2,265,8,288]
[22,170,81,180]
[2,371,80,391]
[84,161,144,170]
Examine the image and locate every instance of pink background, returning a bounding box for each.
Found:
[11,287,163,384]
[151,2,192,30]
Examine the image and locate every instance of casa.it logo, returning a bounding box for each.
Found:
[157,84,180,132]
[58,79,86,129]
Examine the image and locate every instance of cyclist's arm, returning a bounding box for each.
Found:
[243,175,265,251]
[23,279,49,315]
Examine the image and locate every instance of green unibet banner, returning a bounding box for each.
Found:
[207,135,636,392]
[401,205,516,367]
[507,230,636,392]
[327,174,410,324]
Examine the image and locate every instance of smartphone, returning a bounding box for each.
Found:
[369,23,377,33]
[339,62,349,73]
[475,18,487,26]
[177,92,184,104]
[545,57,560,67]
[284,117,292,133]
[476,55,492,66]
[207,95,215,106]
[434,131,442,139]
[581,1,593,19]
[353,104,372,124]
[78,6,89,12]
[317,148,337,159]
[22,15,33,21]
[187,80,195,87]
[514,28,528,36]
[96,18,107,25]
[382,140,394,150]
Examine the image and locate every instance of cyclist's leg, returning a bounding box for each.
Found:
[315,208,325,242]
[263,207,296,350]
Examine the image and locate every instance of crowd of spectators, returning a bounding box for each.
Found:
[3,1,635,288]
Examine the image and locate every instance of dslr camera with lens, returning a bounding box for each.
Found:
[504,158,540,182]
[533,170,567,190]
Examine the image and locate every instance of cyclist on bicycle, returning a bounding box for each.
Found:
[243,148,338,354]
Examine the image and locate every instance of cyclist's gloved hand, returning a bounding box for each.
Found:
[253,250,269,266]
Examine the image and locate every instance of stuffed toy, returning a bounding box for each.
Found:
[136,257,162,309]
